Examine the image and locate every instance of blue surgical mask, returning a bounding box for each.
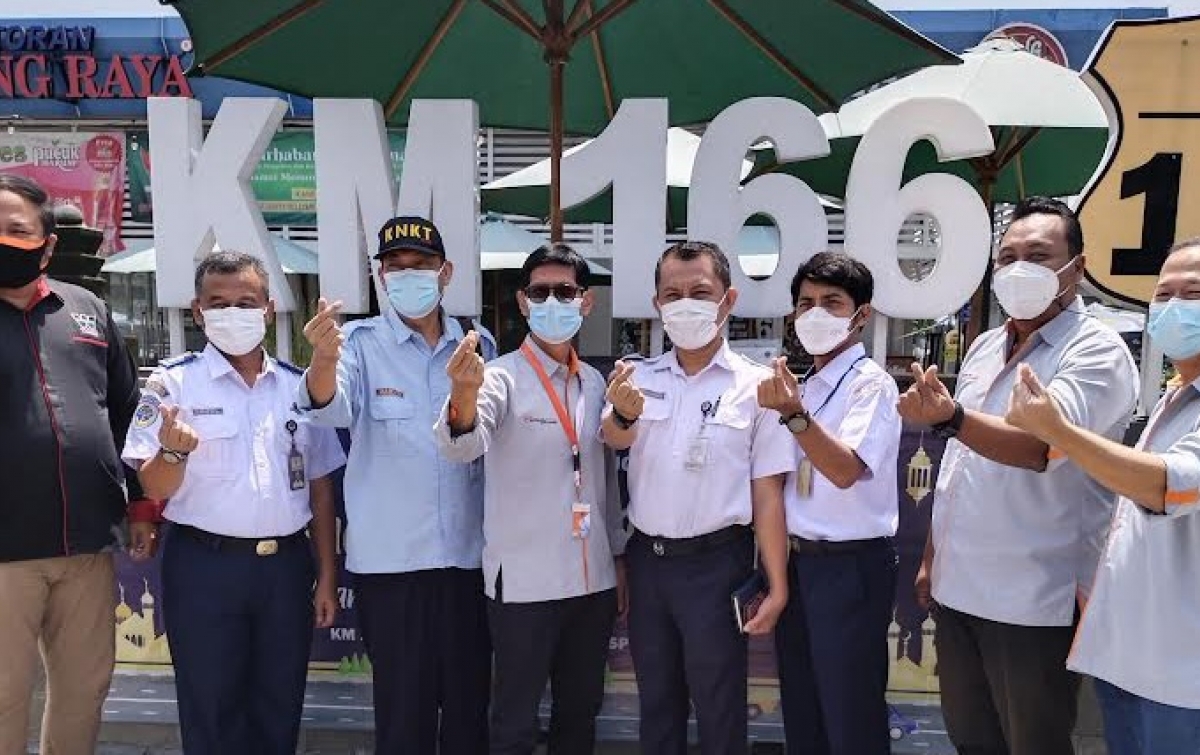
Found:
[1148,298,1200,360]
[527,299,583,345]
[385,267,442,319]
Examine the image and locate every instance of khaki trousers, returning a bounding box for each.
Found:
[0,553,116,755]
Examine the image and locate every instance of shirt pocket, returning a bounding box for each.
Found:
[369,396,419,456]
[706,400,755,463]
[189,416,239,479]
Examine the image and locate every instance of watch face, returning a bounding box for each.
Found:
[787,414,810,433]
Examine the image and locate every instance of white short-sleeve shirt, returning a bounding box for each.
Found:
[618,341,795,539]
[122,345,346,538]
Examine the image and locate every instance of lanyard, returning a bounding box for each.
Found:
[804,355,867,418]
[520,341,590,588]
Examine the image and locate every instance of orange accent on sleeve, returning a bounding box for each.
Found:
[1047,447,1066,461]
[1164,489,1200,506]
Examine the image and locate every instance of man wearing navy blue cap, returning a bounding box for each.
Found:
[298,215,497,754]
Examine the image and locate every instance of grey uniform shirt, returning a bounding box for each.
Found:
[435,337,624,603]
[1069,380,1200,709]
[932,301,1138,627]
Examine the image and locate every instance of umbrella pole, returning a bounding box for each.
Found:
[549,55,566,241]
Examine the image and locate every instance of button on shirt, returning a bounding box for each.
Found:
[296,310,496,574]
[1069,381,1200,709]
[619,342,795,539]
[122,345,346,538]
[785,344,901,541]
[932,301,1138,627]
[434,338,623,603]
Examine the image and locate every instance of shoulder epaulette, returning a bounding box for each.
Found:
[160,352,199,369]
[277,360,304,376]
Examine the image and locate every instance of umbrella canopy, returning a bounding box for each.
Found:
[479,214,611,274]
[102,235,319,275]
[172,0,955,236]
[755,38,1109,203]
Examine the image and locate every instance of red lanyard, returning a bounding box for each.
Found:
[520,342,583,495]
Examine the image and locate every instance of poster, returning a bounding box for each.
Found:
[0,131,125,254]
[113,422,947,719]
[126,130,406,227]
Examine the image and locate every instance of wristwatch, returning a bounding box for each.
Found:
[160,448,189,465]
[931,401,965,440]
[612,409,638,430]
[780,409,811,434]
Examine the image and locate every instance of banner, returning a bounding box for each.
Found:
[127,129,406,227]
[113,420,947,731]
[0,131,125,254]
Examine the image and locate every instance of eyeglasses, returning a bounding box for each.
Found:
[523,283,584,303]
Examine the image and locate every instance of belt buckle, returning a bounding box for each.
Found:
[255,539,279,557]
[652,540,665,557]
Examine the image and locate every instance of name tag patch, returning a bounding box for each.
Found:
[192,407,224,416]
[375,387,404,398]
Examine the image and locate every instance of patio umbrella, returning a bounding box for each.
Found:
[753,37,1110,340]
[102,234,320,275]
[168,0,954,238]
[482,126,838,229]
[479,213,611,274]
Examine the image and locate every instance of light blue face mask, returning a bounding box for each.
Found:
[1148,298,1200,360]
[385,268,442,319]
[527,299,583,345]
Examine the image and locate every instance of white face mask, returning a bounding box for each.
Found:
[991,260,1073,321]
[794,306,860,356]
[660,296,726,351]
[202,307,267,357]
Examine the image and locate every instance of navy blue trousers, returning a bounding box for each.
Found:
[355,568,491,755]
[162,525,315,755]
[626,531,755,755]
[774,539,898,755]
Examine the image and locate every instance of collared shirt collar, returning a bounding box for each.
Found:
[809,342,867,387]
[1005,296,1086,350]
[385,306,460,348]
[664,339,734,378]
[202,342,275,381]
[523,335,579,378]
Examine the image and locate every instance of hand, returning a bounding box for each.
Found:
[758,357,804,417]
[605,361,644,421]
[313,575,338,629]
[158,405,199,454]
[446,331,485,396]
[128,522,159,562]
[742,589,787,636]
[1005,363,1065,439]
[897,363,957,426]
[614,556,629,621]
[303,297,344,365]
[915,560,933,612]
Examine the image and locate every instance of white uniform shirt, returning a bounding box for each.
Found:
[434,338,623,603]
[784,344,901,541]
[932,301,1138,627]
[617,341,795,539]
[1069,380,1200,709]
[123,345,346,538]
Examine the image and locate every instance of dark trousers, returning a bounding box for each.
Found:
[935,604,1081,755]
[487,585,618,755]
[162,525,315,755]
[627,530,754,755]
[355,568,491,755]
[774,539,897,755]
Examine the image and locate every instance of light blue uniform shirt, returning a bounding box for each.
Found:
[296,309,496,574]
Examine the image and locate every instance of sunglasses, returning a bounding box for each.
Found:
[523,283,585,304]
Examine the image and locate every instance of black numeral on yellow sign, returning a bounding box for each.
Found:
[1113,152,1182,275]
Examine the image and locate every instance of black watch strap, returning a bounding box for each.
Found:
[932,401,965,439]
[612,409,638,430]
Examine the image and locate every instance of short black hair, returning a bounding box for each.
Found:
[0,174,55,237]
[194,251,270,297]
[1007,196,1084,258]
[791,251,874,308]
[654,241,732,291]
[519,242,591,290]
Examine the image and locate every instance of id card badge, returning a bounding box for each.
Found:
[572,503,592,540]
[685,435,711,471]
[288,445,307,491]
[796,458,813,498]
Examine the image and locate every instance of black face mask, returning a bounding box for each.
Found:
[0,239,46,289]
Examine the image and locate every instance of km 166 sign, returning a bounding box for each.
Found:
[1079,16,1200,307]
[147,95,995,320]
